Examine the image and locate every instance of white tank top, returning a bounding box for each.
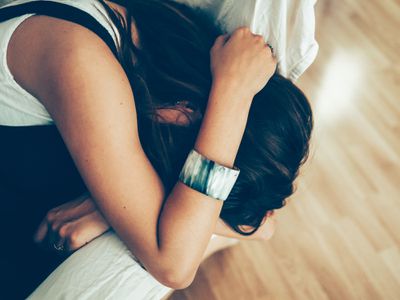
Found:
[0,0,120,126]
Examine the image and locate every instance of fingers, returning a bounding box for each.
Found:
[33,193,92,243]
[35,217,67,253]
[212,34,229,50]
[57,212,109,252]
[213,27,276,65]
[31,193,107,256]
[231,26,252,37]
[231,27,262,42]
[33,207,65,244]
[231,27,274,52]
[33,217,48,243]
[266,210,275,218]
[67,212,110,251]
[33,192,95,252]
[45,221,66,253]
[34,208,110,253]
[52,193,92,219]
[38,218,77,253]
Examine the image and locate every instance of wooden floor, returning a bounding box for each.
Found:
[170,0,400,299]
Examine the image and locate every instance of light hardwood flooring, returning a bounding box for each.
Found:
[169,0,400,299]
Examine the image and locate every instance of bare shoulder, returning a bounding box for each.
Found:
[8,14,142,157]
[7,14,131,114]
[8,14,138,134]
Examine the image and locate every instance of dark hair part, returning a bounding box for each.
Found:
[99,0,313,235]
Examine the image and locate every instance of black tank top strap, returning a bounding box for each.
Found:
[0,0,121,196]
[0,0,119,58]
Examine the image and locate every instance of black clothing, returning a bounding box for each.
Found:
[0,1,118,298]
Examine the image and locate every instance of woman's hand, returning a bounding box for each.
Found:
[210,27,277,100]
[33,193,111,253]
[248,211,276,241]
[215,211,276,241]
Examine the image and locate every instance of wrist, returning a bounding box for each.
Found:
[193,77,254,168]
[210,79,254,107]
[194,91,251,168]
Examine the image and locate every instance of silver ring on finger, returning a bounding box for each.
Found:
[267,43,274,54]
[53,242,65,252]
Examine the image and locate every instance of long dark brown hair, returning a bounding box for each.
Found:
[98,0,313,235]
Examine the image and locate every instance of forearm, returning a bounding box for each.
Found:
[193,82,253,167]
[153,84,252,284]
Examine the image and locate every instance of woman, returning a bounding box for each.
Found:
[0,0,313,297]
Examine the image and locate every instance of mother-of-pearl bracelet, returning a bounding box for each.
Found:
[178,149,240,201]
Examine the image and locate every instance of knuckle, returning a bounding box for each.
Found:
[254,35,264,43]
[51,221,60,232]
[213,34,225,45]
[58,224,69,238]
[217,34,225,40]
[46,210,57,222]
[68,230,82,248]
[81,197,93,210]
[235,26,250,35]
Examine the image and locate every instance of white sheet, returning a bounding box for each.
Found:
[177,0,319,81]
[28,232,172,300]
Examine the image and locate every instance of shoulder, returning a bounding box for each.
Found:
[7,15,125,83]
[7,14,134,117]
[8,14,126,100]
[8,14,140,147]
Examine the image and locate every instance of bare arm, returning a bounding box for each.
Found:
[33,200,274,255]
[9,16,275,288]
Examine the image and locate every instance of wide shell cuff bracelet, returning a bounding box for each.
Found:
[178,149,240,201]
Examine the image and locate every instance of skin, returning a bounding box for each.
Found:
[33,194,276,252]
[7,2,276,289]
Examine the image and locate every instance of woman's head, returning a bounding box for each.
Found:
[222,75,313,234]
[101,0,313,235]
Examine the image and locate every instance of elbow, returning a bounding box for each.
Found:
[154,266,197,290]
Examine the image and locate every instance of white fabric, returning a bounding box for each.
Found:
[177,0,319,81]
[28,231,172,300]
[29,232,217,300]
